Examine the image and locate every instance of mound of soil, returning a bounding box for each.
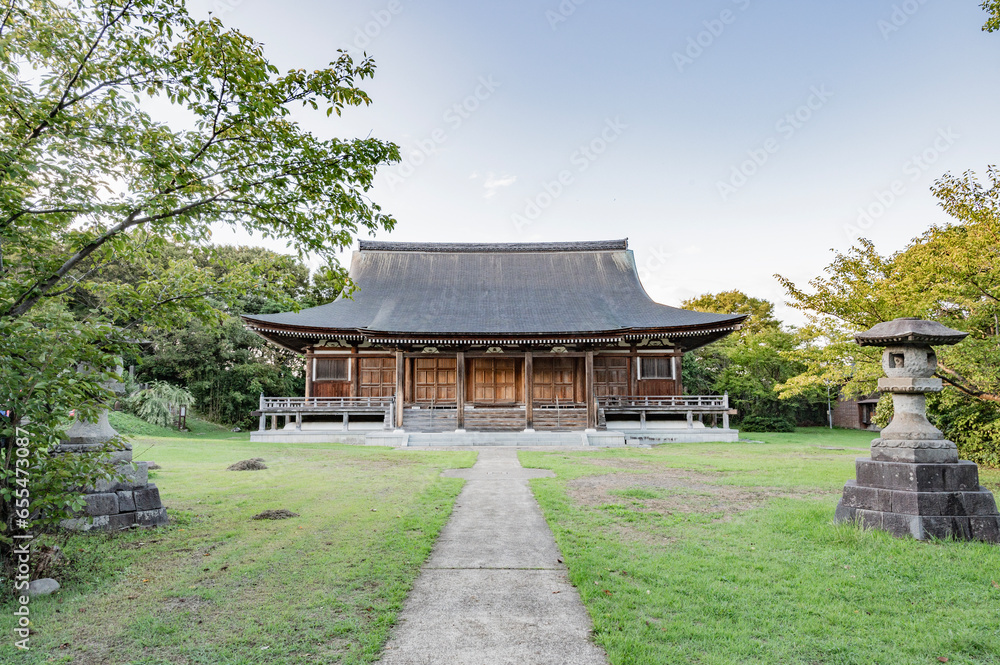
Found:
[227,458,267,471]
[252,509,299,520]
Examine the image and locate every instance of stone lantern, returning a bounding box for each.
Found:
[58,367,168,531]
[835,318,1000,542]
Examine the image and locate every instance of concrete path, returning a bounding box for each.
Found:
[378,448,609,665]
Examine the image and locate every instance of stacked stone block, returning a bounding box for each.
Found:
[62,460,168,531]
[59,406,168,532]
[836,460,1000,542]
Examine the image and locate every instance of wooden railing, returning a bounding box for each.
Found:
[598,394,731,430]
[598,395,728,410]
[261,396,394,410]
[256,395,395,433]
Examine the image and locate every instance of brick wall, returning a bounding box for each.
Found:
[833,399,862,429]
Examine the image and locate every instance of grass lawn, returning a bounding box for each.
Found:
[107,411,246,439]
[0,421,475,664]
[521,428,1000,665]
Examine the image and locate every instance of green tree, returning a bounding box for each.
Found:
[777,168,1000,463]
[0,0,397,563]
[128,243,330,428]
[984,1,1000,32]
[681,291,826,431]
[682,290,780,334]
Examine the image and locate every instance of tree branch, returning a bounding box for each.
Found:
[2,207,87,230]
[4,0,136,182]
[937,363,1000,404]
[0,0,15,38]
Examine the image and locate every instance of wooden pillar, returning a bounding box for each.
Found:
[585,350,596,430]
[629,347,638,397]
[350,348,359,398]
[395,350,405,429]
[304,350,314,400]
[673,352,683,396]
[456,351,466,431]
[524,351,534,431]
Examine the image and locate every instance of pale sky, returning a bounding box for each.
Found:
[190,0,1000,325]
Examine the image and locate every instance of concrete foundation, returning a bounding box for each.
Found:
[250,427,740,446]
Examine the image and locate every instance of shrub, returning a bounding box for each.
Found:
[928,391,1000,468]
[738,415,796,433]
[125,381,195,428]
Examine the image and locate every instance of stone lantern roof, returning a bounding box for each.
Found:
[854,317,968,347]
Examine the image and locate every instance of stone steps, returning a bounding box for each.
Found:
[401,406,591,432]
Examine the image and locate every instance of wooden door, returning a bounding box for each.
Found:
[472,358,517,404]
[533,358,577,404]
[359,356,396,398]
[594,356,629,397]
[414,358,457,403]
[636,356,679,396]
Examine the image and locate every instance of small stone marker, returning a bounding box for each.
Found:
[835,318,1000,542]
[27,578,60,597]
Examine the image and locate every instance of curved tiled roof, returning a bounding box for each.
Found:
[243,239,745,339]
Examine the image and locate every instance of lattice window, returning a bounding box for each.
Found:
[314,357,349,381]
[638,357,673,380]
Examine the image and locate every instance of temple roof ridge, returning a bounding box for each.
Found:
[357,239,628,253]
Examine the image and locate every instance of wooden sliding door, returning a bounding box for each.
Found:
[594,356,629,397]
[533,357,577,403]
[471,358,518,404]
[414,357,457,403]
[359,356,396,398]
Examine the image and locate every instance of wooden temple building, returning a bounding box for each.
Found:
[243,240,745,446]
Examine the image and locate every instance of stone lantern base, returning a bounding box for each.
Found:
[58,410,168,532]
[835,459,1000,543]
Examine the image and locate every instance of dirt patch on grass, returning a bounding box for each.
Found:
[567,468,832,524]
[252,509,299,520]
[228,457,267,471]
[574,457,675,471]
[161,596,211,612]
